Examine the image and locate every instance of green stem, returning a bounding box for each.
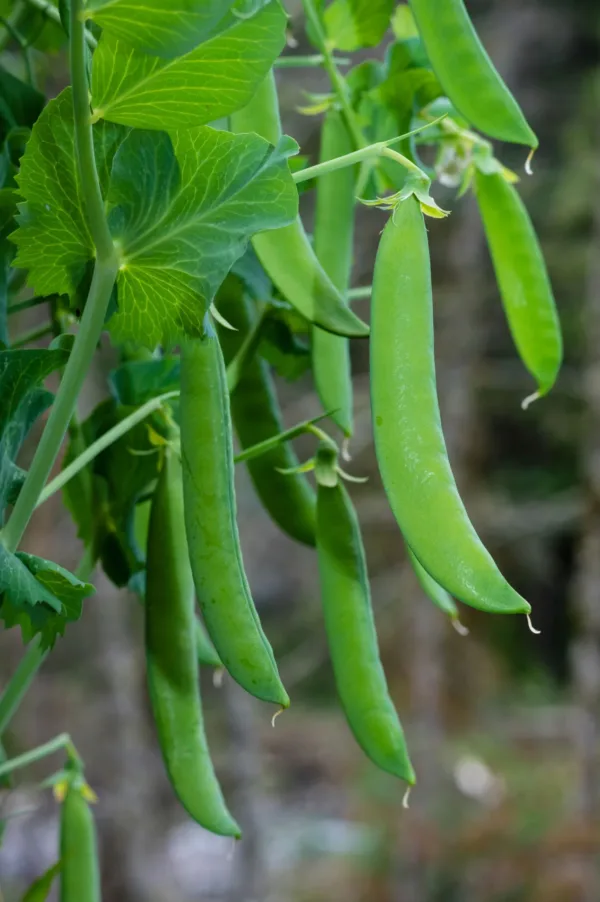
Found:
[226,306,267,393]
[22,0,98,47]
[36,390,180,508]
[235,413,329,464]
[11,321,53,348]
[74,545,95,582]
[0,637,47,737]
[275,54,350,68]
[347,285,371,300]
[382,146,430,180]
[8,296,53,316]
[0,733,72,780]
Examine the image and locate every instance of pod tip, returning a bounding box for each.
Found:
[402,786,412,809]
[521,390,540,411]
[526,613,541,635]
[452,618,469,637]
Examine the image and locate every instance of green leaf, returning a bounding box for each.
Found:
[323,0,394,51]
[109,356,181,407]
[91,0,287,129]
[86,0,237,58]
[0,67,45,141]
[21,860,62,902]
[0,547,94,649]
[10,89,127,300]
[107,127,298,347]
[259,304,310,381]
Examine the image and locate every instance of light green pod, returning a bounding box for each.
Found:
[312,109,356,437]
[180,334,289,707]
[231,70,368,339]
[146,448,239,836]
[316,463,415,784]
[59,786,101,902]
[371,198,530,615]
[407,545,459,621]
[474,169,562,400]
[409,0,537,148]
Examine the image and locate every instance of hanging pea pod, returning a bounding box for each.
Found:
[370,197,530,616]
[59,776,101,902]
[145,445,239,836]
[230,70,368,339]
[474,167,562,404]
[407,546,469,636]
[315,444,415,784]
[312,109,357,438]
[180,333,289,708]
[217,279,317,546]
[408,0,537,148]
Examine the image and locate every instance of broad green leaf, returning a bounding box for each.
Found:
[21,861,62,902]
[0,546,94,649]
[107,127,298,347]
[86,0,237,58]
[323,0,394,51]
[0,67,45,141]
[91,0,287,129]
[11,89,126,299]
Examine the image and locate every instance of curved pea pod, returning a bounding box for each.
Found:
[316,450,415,784]
[59,784,101,902]
[145,447,240,836]
[195,616,222,669]
[409,0,537,148]
[474,168,562,402]
[230,70,368,339]
[312,109,356,438]
[407,546,459,622]
[180,334,289,708]
[218,284,316,546]
[370,197,530,616]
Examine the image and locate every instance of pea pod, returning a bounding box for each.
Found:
[316,447,415,783]
[407,546,459,622]
[180,334,289,708]
[474,168,562,400]
[59,784,100,902]
[409,0,537,148]
[312,109,356,437]
[218,279,316,546]
[370,197,530,615]
[231,71,368,339]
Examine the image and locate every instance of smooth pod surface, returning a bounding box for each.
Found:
[312,109,356,437]
[231,71,368,339]
[180,334,289,707]
[407,545,458,621]
[475,169,562,397]
[316,477,415,783]
[218,281,316,546]
[370,198,530,615]
[409,0,537,147]
[146,448,239,836]
[59,787,101,902]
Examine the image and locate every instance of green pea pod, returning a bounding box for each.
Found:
[312,109,356,438]
[230,71,368,339]
[59,786,100,902]
[474,169,562,401]
[195,616,222,669]
[316,452,415,784]
[407,546,459,622]
[218,282,316,546]
[371,198,530,616]
[180,334,289,708]
[146,447,239,836]
[409,0,537,148]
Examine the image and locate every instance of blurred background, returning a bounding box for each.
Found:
[1,0,600,899]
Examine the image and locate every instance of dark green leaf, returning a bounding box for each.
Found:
[21,860,62,902]
[109,356,181,407]
[259,305,310,381]
[0,67,44,141]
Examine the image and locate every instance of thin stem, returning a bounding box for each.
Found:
[22,0,98,47]
[8,295,54,316]
[234,414,328,464]
[0,637,47,736]
[36,390,179,508]
[74,545,95,582]
[347,285,371,300]
[11,321,53,348]
[382,146,428,180]
[226,306,267,394]
[275,54,350,68]
[0,15,35,86]
[0,733,72,780]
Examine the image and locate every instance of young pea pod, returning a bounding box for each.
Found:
[407,546,459,622]
[409,0,537,148]
[474,168,562,402]
[195,617,222,669]
[218,281,317,546]
[312,109,356,438]
[145,446,239,837]
[230,70,368,339]
[180,334,289,708]
[316,446,415,784]
[370,197,530,616]
[59,783,101,902]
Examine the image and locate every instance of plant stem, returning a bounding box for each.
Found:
[0,732,72,780]
[36,390,179,508]
[382,146,428,180]
[275,54,350,68]
[348,285,371,300]
[0,637,47,737]
[22,0,98,47]
[226,306,267,393]
[11,321,53,348]
[235,414,329,464]
[0,0,117,552]
[8,295,54,316]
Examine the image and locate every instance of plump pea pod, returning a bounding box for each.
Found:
[315,449,415,784]
[312,109,356,437]
[409,0,537,148]
[146,447,240,837]
[371,198,530,616]
[180,334,289,708]
[474,169,562,401]
[218,285,316,546]
[59,785,101,902]
[407,546,459,622]
[230,71,368,339]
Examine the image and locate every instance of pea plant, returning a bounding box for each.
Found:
[0,0,561,894]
